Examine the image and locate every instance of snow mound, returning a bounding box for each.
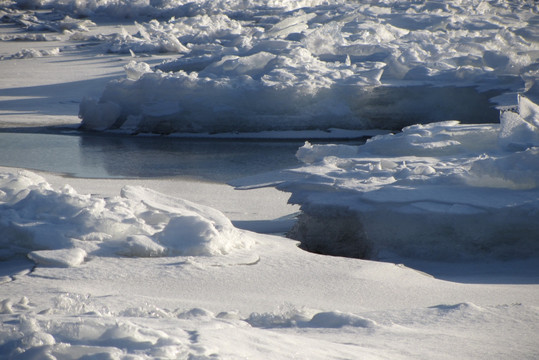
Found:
[0,33,59,41]
[308,311,377,329]
[0,170,251,264]
[247,308,377,329]
[0,296,377,358]
[237,95,539,260]
[0,47,60,60]
[69,0,537,133]
[122,185,250,256]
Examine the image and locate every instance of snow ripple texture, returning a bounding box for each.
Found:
[4,0,533,133]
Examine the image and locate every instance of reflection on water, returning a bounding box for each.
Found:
[0,131,306,182]
[79,134,304,181]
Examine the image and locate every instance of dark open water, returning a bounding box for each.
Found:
[0,131,306,182]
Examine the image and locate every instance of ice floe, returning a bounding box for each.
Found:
[235,95,539,260]
[2,1,536,133]
[14,0,527,133]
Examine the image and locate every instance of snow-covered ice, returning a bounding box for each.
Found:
[2,0,537,132]
[236,94,539,261]
[47,0,537,133]
[0,0,538,359]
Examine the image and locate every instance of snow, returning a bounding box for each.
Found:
[1,166,537,358]
[53,0,538,133]
[0,171,537,358]
[0,46,60,59]
[27,248,87,267]
[0,170,251,260]
[0,0,538,359]
[235,95,539,261]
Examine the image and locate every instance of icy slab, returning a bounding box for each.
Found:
[0,170,252,265]
[27,248,87,267]
[0,33,59,41]
[499,95,539,150]
[59,0,537,134]
[235,95,539,260]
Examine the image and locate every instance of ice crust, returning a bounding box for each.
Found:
[9,0,527,133]
[236,95,539,260]
[0,170,251,264]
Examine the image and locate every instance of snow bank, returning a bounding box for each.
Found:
[68,0,537,133]
[0,170,251,265]
[236,95,539,260]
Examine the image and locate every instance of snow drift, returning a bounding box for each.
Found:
[236,95,539,260]
[0,170,252,264]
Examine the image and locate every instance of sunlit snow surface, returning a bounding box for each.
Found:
[1,1,539,359]
[0,170,251,260]
[0,169,538,359]
[2,0,535,133]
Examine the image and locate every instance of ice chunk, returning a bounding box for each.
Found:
[1,47,60,60]
[125,60,152,81]
[468,148,539,190]
[499,95,539,150]
[27,248,87,267]
[201,52,276,77]
[265,12,316,38]
[79,98,122,130]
